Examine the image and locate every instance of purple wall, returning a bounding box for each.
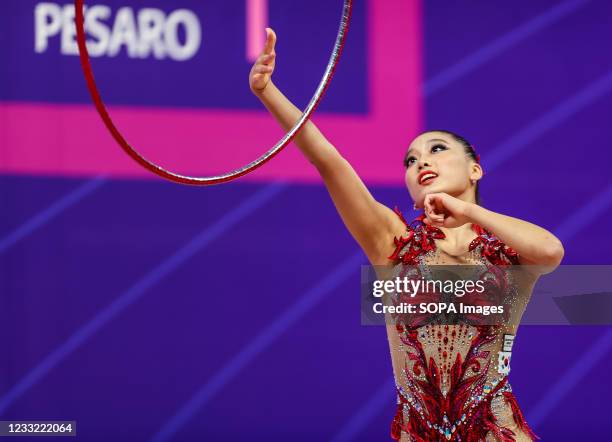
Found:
[1,0,612,440]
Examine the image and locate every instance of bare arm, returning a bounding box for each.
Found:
[249,28,402,262]
[465,205,564,274]
[423,193,564,275]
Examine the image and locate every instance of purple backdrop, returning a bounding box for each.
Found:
[2,0,612,440]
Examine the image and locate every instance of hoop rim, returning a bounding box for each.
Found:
[73,0,353,185]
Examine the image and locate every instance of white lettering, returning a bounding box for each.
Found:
[163,9,201,61]
[137,8,166,59]
[33,2,202,61]
[61,4,78,55]
[34,3,62,53]
[85,5,112,57]
[108,7,138,57]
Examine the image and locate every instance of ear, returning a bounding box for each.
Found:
[470,162,484,182]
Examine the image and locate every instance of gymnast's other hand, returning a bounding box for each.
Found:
[422,192,474,228]
[249,27,276,93]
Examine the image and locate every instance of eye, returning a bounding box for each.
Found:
[431,144,448,153]
[404,156,416,168]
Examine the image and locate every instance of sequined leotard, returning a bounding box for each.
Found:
[386,208,540,442]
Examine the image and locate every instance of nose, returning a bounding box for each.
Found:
[417,158,431,170]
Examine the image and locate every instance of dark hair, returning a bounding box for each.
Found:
[406,129,482,205]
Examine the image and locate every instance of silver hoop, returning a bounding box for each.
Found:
[74,0,353,185]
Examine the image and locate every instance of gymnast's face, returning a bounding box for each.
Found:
[404,132,482,208]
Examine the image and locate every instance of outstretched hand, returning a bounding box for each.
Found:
[249,28,277,93]
[421,193,474,228]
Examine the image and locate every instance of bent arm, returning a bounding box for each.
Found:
[465,204,564,274]
[254,81,402,262]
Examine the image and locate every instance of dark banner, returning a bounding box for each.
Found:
[361,265,612,326]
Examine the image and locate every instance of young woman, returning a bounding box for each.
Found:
[249,28,564,442]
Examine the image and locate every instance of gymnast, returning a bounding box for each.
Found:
[249,28,563,441]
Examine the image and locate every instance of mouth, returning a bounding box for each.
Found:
[417,170,438,185]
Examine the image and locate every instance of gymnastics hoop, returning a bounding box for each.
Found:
[74,0,353,185]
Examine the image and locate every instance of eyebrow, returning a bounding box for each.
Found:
[427,138,449,145]
[405,139,449,157]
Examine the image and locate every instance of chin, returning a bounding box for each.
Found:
[421,183,446,194]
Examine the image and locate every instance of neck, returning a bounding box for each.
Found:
[437,223,474,244]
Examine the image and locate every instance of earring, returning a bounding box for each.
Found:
[413,202,418,210]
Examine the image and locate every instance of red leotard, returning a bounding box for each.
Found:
[386,208,540,442]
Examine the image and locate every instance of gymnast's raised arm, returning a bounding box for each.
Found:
[249,28,403,264]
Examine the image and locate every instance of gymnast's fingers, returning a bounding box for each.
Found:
[253,65,273,74]
[425,195,444,223]
[263,27,277,55]
[257,53,275,67]
[424,195,435,216]
[255,54,276,67]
